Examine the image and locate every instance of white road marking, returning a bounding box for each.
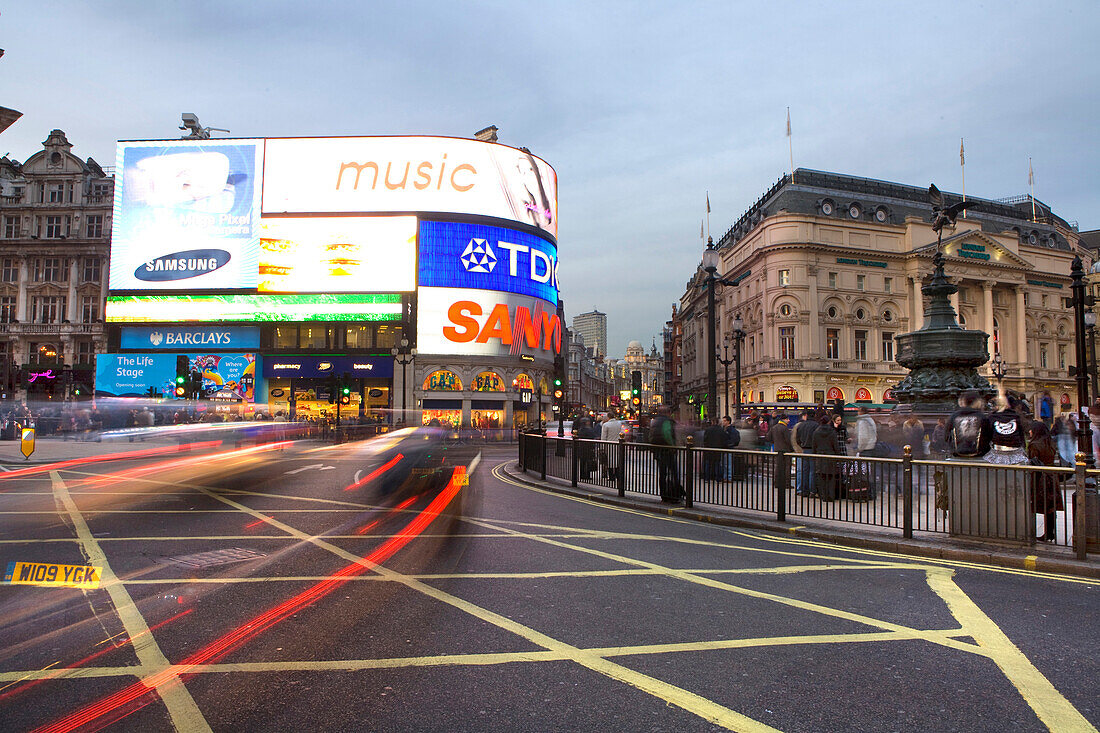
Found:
[319,466,336,471]
[283,464,324,475]
[353,470,362,484]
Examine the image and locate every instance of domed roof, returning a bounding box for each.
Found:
[627,340,642,349]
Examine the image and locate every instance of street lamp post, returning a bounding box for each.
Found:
[716,334,735,418]
[702,239,720,424]
[1070,257,1094,468]
[731,315,745,421]
[990,351,1007,388]
[1086,310,1099,401]
[390,336,416,426]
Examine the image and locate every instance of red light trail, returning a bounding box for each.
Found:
[33,464,469,733]
[343,453,404,491]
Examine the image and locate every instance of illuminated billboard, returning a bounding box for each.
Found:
[95,353,256,399]
[106,294,403,323]
[111,139,263,290]
[258,215,416,293]
[262,137,558,239]
[418,220,557,304]
[417,286,561,361]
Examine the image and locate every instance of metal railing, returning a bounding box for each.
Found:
[517,432,1098,560]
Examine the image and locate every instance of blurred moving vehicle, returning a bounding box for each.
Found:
[545,420,573,437]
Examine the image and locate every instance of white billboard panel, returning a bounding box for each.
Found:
[111,139,264,290]
[258,215,416,292]
[262,137,558,239]
[416,287,560,361]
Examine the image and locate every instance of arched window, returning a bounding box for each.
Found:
[513,373,534,390]
[423,370,462,391]
[474,371,505,392]
[992,318,1000,354]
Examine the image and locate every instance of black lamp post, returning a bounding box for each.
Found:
[990,351,1007,393]
[390,336,416,426]
[731,315,745,421]
[1070,256,1094,468]
[716,333,735,418]
[1086,309,1098,401]
[702,239,720,423]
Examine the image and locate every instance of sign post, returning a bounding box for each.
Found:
[20,426,35,460]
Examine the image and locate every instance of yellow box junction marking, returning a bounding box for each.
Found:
[3,561,101,588]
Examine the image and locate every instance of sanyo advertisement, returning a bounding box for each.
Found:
[417,287,561,360]
[111,139,264,290]
[262,137,558,239]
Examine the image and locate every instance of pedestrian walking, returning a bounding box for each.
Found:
[722,415,740,479]
[1027,421,1064,542]
[793,411,818,496]
[766,413,793,493]
[600,413,623,481]
[649,407,681,503]
[1052,414,1075,468]
[811,413,842,501]
[853,407,878,457]
[702,419,728,481]
[946,390,993,459]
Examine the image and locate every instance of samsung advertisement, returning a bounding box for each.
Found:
[418,220,558,304]
[111,139,264,290]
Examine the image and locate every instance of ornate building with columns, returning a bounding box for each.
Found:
[0,130,113,401]
[676,169,1087,421]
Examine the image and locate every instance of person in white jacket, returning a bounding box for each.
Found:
[853,407,878,456]
[599,413,623,481]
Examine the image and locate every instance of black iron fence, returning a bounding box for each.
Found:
[517,432,1099,560]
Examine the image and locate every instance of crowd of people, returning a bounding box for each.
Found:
[556,391,1086,542]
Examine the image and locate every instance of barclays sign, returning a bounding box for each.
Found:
[418,220,558,305]
[121,326,260,351]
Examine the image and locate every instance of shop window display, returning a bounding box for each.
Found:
[424,370,462,391]
[422,409,461,428]
[474,371,505,392]
[514,373,534,390]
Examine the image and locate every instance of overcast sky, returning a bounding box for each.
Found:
[3,1,1098,356]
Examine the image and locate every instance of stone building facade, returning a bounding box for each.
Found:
[677,168,1088,420]
[0,130,113,402]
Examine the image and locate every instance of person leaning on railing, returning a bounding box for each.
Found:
[1026,421,1064,542]
[767,414,793,493]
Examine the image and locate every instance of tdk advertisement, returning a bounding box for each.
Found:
[418,220,558,305]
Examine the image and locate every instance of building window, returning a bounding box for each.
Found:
[424,370,462,391]
[1040,344,1048,368]
[826,328,839,359]
[1,258,16,283]
[85,215,103,238]
[882,332,895,361]
[345,325,371,348]
[827,305,838,319]
[81,296,99,323]
[48,183,65,203]
[31,296,66,324]
[375,324,403,350]
[856,274,866,291]
[44,216,64,239]
[779,327,795,359]
[854,330,868,361]
[778,269,790,287]
[855,307,866,320]
[0,296,15,323]
[828,272,837,288]
[34,258,65,282]
[3,216,17,238]
[883,309,893,322]
[76,341,96,365]
[82,257,100,283]
[779,303,793,317]
[474,372,505,392]
[298,326,329,349]
[884,277,892,294]
[274,326,297,348]
[1058,344,1066,370]
[30,343,60,365]
[1041,294,1048,308]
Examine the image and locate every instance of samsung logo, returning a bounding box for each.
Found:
[136,249,231,282]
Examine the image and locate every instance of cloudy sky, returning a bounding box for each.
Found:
[3,1,1097,356]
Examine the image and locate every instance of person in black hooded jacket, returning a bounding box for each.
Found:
[811,413,842,501]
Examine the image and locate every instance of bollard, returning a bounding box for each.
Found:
[617,433,627,497]
[571,431,579,487]
[684,435,694,509]
[902,444,913,539]
[1074,451,1087,561]
[540,431,547,482]
[776,450,787,523]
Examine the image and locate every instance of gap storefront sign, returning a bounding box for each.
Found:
[121,326,260,350]
[418,220,558,304]
[261,355,394,379]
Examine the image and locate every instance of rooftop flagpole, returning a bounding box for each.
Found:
[786,107,795,183]
[960,138,966,218]
[705,191,711,241]
[1028,157,1036,222]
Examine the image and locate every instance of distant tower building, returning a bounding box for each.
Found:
[571,309,607,359]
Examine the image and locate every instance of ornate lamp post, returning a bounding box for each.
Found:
[390,336,416,426]
[990,351,1007,386]
[716,333,735,418]
[731,315,745,420]
[702,239,720,423]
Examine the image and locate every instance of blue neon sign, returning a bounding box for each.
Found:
[418,221,558,304]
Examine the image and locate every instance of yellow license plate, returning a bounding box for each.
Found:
[3,561,102,589]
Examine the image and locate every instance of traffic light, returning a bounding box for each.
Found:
[631,370,642,398]
[175,356,188,399]
[340,382,351,405]
[552,376,564,401]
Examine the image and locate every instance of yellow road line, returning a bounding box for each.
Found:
[0,660,61,692]
[51,471,211,732]
[925,569,1097,732]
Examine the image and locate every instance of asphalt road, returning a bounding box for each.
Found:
[0,438,1097,732]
